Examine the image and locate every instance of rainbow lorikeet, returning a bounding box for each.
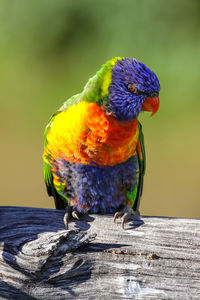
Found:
[43,57,160,228]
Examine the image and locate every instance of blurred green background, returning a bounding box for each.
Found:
[1,0,200,218]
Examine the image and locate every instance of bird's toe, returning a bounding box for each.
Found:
[114,205,139,229]
[63,207,80,229]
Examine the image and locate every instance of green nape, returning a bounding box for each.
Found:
[80,56,123,104]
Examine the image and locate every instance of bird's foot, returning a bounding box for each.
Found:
[114,205,139,229]
[63,206,80,230]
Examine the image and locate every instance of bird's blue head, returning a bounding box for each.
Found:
[106,58,160,121]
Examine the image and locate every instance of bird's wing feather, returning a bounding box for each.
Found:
[134,121,146,211]
[126,121,146,212]
[43,94,81,210]
[43,111,66,209]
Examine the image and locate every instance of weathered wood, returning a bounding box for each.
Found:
[0,206,199,299]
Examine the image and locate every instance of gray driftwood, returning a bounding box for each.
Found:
[0,206,200,299]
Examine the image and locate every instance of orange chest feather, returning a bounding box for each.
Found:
[45,102,139,166]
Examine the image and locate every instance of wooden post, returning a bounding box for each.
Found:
[0,206,200,299]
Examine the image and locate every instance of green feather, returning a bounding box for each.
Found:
[76,57,123,105]
[126,121,146,211]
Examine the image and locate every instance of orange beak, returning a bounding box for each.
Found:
[141,96,159,116]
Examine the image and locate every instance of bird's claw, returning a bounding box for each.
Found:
[63,207,80,230]
[72,210,80,220]
[113,211,124,223]
[114,206,139,229]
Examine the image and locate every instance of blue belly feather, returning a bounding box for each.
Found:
[53,156,138,214]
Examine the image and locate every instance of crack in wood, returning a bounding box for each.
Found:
[30,230,97,282]
[103,249,160,259]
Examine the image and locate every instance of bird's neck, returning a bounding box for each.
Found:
[80,57,122,105]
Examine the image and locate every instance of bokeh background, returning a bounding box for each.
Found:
[1,0,200,218]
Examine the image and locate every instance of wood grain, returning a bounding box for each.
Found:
[0,206,200,299]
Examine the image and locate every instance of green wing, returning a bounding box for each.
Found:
[126,121,146,212]
[43,94,81,210]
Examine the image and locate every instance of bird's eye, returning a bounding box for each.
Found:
[127,83,137,93]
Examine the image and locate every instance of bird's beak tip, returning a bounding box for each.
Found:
[141,96,159,116]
